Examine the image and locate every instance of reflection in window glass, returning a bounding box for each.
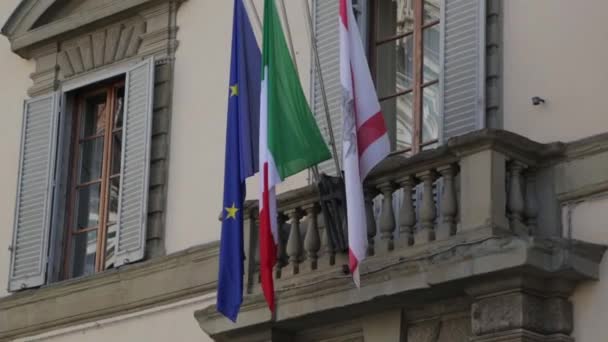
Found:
[105,224,117,270]
[81,94,107,137]
[75,184,101,230]
[377,0,414,39]
[78,138,104,183]
[422,83,440,143]
[373,0,442,153]
[376,36,414,98]
[111,133,122,176]
[424,0,441,23]
[71,230,97,278]
[114,87,125,129]
[423,25,441,83]
[381,93,414,151]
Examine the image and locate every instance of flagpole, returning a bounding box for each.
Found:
[246,0,263,33]
[278,0,299,73]
[301,0,342,176]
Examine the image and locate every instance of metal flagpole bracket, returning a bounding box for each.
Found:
[317,174,348,253]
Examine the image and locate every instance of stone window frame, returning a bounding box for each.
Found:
[2,0,183,285]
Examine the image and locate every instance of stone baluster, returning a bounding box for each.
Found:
[397,175,416,246]
[416,170,437,244]
[364,188,378,256]
[378,182,396,252]
[507,160,526,235]
[524,169,539,235]
[275,213,288,279]
[437,165,458,240]
[325,215,336,266]
[248,211,261,290]
[286,209,303,275]
[303,204,320,270]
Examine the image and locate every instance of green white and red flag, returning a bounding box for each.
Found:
[258,0,331,312]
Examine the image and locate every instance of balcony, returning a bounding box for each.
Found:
[196,130,606,342]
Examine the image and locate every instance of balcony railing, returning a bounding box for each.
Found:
[241,129,565,292]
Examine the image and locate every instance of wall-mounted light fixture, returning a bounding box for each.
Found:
[532,96,546,106]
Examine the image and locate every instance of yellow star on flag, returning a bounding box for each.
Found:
[225,203,239,220]
[230,84,238,97]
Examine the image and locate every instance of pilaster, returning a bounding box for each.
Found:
[467,276,575,342]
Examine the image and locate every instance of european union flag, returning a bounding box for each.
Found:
[217,0,261,322]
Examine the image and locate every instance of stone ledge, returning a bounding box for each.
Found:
[0,241,219,341]
[195,227,605,340]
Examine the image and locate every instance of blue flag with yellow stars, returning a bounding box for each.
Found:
[217,0,261,322]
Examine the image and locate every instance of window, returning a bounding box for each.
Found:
[9,59,155,291]
[372,0,441,154]
[64,80,125,279]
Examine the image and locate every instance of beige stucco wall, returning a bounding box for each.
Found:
[166,0,311,253]
[13,295,215,342]
[564,196,608,341]
[503,0,608,143]
[0,0,35,299]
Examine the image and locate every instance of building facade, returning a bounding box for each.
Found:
[1,0,608,341]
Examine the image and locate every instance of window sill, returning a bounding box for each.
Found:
[0,241,219,341]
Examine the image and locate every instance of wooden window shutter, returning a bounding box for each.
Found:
[441,0,486,140]
[8,93,60,291]
[312,0,342,176]
[114,58,155,267]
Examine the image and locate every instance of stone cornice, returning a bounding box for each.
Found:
[0,241,219,341]
[195,228,605,340]
[2,0,184,58]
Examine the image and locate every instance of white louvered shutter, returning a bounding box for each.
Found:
[114,58,155,267]
[8,93,60,291]
[441,0,486,140]
[312,0,341,176]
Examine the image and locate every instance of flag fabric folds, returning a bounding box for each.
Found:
[259,0,332,312]
[217,0,261,322]
[340,0,390,287]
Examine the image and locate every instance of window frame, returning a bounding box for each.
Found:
[62,79,125,279]
[46,58,153,284]
[369,0,441,155]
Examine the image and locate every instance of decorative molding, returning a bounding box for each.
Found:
[58,21,146,79]
[1,0,185,57]
[0,241,219,341]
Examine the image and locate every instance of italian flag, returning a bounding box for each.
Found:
[259,0,331,312]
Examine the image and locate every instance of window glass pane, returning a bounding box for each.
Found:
[78,137,104,183]
[81,93,107,137]
[381,93,414,151]
[111,132,122,176]
[75,184,101,230]
[107,177,120,225]
[422,83,440,143]
[376,36,414,98]
[424,0,441,23]
[423,24,441,83]
[105,223,117,270]
[70,230,97,278]
[377,0,414,39]
[422,141,439,151]
[114,87,125,130]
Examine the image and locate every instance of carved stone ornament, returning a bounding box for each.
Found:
[58,21,146,78]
